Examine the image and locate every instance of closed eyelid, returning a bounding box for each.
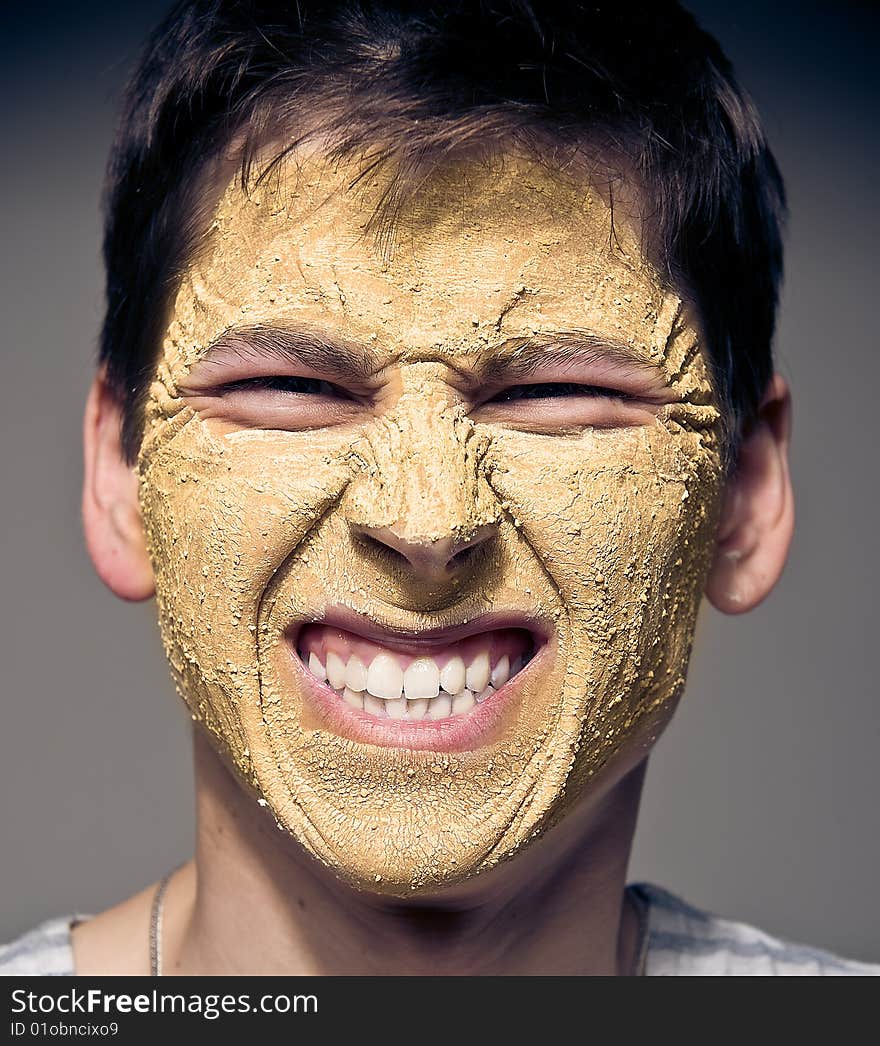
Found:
[446,333,673,395]
[179,324,384,391]
[471,362,676,407]
[210,374,358,402]
[481,362,669,390]
[488,381,638,400]
[177,323,676,404]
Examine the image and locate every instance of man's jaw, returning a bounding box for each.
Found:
[284,606,552,752]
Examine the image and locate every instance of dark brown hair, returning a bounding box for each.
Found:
[100,0,785,470]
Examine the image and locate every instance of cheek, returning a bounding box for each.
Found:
[137,417,356,781]
[485,420,723,756]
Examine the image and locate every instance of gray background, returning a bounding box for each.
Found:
[2,1,877,962]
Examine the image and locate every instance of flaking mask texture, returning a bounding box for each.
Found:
[137,152,725,895]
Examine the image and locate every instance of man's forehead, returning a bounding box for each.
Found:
[163,150,689,377]
[201,149,657,281]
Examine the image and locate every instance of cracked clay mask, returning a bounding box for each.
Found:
[137,151,726,894]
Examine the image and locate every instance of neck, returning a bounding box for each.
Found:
[167,728,647,975]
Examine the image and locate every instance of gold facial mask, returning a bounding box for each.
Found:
[137,151,725,894]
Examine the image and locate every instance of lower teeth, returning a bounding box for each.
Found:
[333,683,497,719]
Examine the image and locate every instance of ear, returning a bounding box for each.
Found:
[705,373,794,614]
[82,371,155,601]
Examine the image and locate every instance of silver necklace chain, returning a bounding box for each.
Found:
[148,869,176,977]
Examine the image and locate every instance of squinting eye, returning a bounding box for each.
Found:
[217,375,353,399]
[488,382,633,403]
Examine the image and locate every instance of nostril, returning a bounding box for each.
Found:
[356,533,410,569]
[450,543,480,569]
[352,523,499,577]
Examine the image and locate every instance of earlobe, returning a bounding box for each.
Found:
[705,373,795,614]
[82,372,155,601]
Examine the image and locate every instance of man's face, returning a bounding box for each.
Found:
[137,151,725,895]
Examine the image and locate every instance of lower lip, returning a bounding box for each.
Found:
[286,636,548,753]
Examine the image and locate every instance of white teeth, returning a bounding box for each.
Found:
[439,655,466,695]
[466,651,490,693]
[363,693,387,717]
[490,654,509,689]
[403,657,440,699]
[385,697,408,720]
[305,639,534,721]
[308,652,327,682]
[342,686,364,710]
[452,689,476,715]
[366,652,404,700]
[326,651,347,689]
[345,655,368,692]
[427,693,453,720]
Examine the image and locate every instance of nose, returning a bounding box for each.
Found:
[350,522,498,584]
[342,363,502,587]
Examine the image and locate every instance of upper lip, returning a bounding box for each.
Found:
[287,604,553,654]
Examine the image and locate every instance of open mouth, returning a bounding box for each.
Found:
[282,610,544,748]
[296,624,536,719]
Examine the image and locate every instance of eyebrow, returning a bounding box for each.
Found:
[456,331,660,384]
[198,323,662,385]
[199,324,381,383]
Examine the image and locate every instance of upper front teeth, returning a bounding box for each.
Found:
[404,657,441,699]
[367,653,404,700]
[345,655,369,692]
[301,645,526,716]
[439,656,465,695]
